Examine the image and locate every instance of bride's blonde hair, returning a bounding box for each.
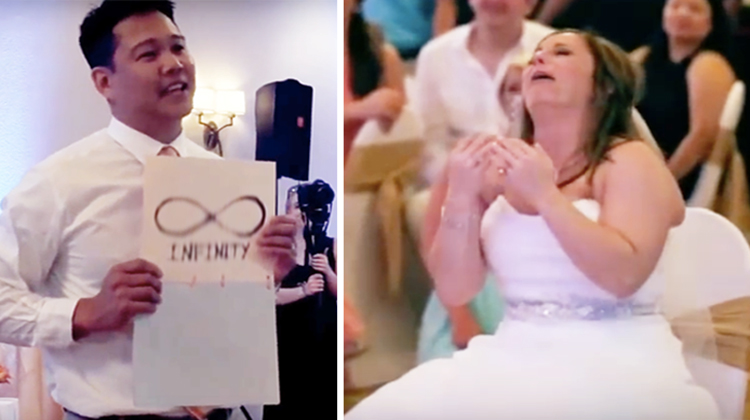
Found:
[520,29,645,171]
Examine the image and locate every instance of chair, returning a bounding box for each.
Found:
[351,104,423,147]
[344,105,427,389]
[688,81,746,208]
[662,208,750,420]
[631,107,663,156]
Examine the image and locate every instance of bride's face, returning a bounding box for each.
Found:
[522,32,595,111]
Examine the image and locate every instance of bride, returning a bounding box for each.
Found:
[345,29,721,420]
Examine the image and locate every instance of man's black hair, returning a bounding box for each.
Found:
[79,0,176,69]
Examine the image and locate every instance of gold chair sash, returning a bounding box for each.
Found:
[706,130,750,235]
[344,140,424,296]
[670,297,750,419]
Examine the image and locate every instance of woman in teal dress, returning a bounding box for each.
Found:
[417,275,503,363]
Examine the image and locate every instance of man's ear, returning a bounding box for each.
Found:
[91,66,114,100]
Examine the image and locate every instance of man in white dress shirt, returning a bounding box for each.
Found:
[415,0,554,182]
[0,1,297,419]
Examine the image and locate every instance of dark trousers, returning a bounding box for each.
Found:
[63,408,232,420]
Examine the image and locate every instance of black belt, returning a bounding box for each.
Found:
[64,408,232,420]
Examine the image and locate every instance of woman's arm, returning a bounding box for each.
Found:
[536,142,685,298]
[327,269,337,296]
[328,238,338,296]
[423,151,492,306]
[433,0,457,37]
[344,42,406,125]
[420,168,482,346]
[276,286,307,305]
[667,51,735,181]
[381,43,406,94]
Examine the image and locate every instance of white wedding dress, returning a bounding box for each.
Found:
[346,198,721,420]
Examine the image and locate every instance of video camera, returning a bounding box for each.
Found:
[297,179,335,253]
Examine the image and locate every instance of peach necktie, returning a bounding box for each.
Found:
[158,145,181,157]
[158,145,217,420]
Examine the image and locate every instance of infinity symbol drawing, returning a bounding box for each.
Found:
[154,196,266,238]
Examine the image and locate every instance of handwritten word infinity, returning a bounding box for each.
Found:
[170,242,252,262]
[154,196,267,238]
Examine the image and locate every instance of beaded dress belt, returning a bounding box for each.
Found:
[505,298,660,321]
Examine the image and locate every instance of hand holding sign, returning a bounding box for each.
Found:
[73,258,163,340]
[255,215,300,286]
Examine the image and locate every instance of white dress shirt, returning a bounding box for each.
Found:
[0,117,220,417]
[413,20,554,182]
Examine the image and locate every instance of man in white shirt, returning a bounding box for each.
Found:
[0,1,298,419]
[415,0,554,182]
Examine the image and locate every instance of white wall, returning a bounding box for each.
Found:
[0,0,338,235]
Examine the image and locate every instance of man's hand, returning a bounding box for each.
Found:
[257,215,299,286]
[72,258,163,340]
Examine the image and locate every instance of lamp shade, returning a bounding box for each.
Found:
[216,90,246,115]
[193,88,216,114]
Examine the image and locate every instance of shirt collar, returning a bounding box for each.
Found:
[456,20,536,52]
[107,117,191,164]
[454,21,536,83]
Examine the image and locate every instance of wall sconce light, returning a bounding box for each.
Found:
[192,88,246,156]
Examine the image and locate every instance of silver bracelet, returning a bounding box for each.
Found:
[440,207,482,229]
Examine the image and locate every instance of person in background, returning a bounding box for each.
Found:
[633,0,736,200]
[275,187,326,306]
[362,0,475,72]
[724,0,744,29]
[266,182,338,420]
[361,0,436,63]
[535,0,668,52]
[725,0,750,184]
[344,0,406,163]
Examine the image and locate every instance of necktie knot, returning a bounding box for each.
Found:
[158,146,180,157]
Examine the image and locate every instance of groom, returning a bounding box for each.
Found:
[0,1,297,419]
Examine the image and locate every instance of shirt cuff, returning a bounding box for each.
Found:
[36,297,79,348]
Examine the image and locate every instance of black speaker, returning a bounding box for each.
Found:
[255,79,313,181]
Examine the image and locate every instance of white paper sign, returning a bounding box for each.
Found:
[141,157,276,286]
[134,157,279,407]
